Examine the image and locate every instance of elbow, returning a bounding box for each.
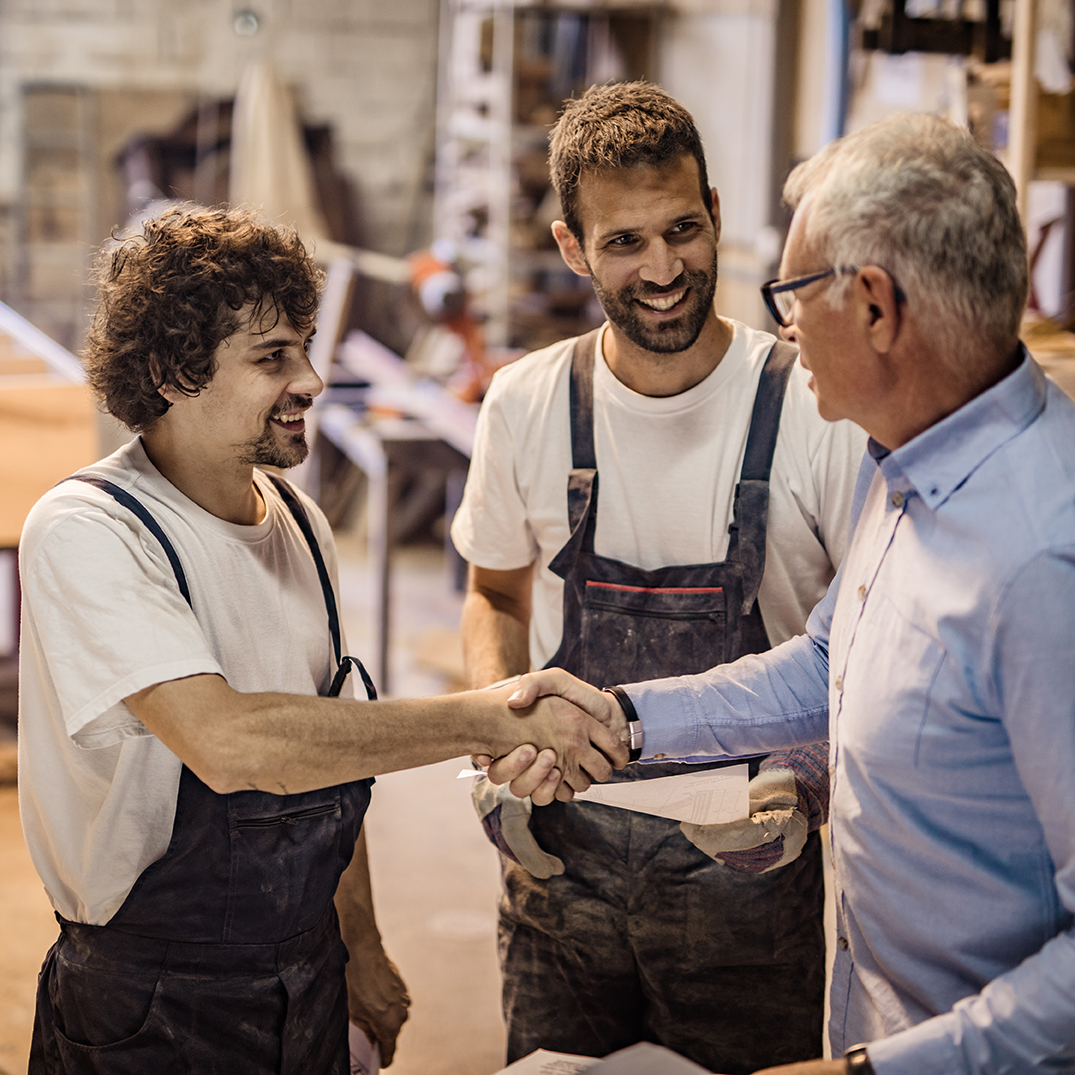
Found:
[181,725,266,795]
[185,750,250,795]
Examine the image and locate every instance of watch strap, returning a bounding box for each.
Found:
[602,686,642,762]
[844,1045,875,1075]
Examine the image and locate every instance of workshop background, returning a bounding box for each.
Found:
[1,1,1075,1073]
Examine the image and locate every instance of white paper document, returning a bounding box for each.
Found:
[494,1043,718,1074]
[572,765,749,826]
[348,1022,379,1075]
[495,1048,600,1074]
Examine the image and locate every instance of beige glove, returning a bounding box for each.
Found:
[472,775,565,879]
[680,767,809,874]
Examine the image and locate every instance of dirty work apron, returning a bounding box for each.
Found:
[499,331,826,1073]
[30,473,375,1075]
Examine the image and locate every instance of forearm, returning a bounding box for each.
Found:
[626,632,831,761]
[863,925,1075,1074]
[461,565,532,688]
[335,828,411,1064]
[334,827,381,952]
[128,674,621,795]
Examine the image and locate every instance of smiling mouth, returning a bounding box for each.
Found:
[636,288,688,313]
[271,408,307,431]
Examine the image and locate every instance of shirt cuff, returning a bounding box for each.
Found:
[620,676,703,762]
[863,1013,962,1075]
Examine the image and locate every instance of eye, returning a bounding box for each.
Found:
[260,349,284,364]
[669,221,702,239]
[607,234,639,249]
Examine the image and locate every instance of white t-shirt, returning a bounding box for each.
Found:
[17,438,351,925]
[451,320,867,669]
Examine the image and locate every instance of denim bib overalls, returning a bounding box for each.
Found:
[30,474,374,1075]
[499,332,826,1072]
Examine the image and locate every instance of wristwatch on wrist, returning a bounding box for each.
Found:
[844,1045,875,1075]
[601,685,643,762]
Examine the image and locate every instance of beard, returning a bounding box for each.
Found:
[238,394,312,469]
[589,248,718,354]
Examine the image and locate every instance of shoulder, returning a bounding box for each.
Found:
[22,442,147,554]
[483,336,576,408]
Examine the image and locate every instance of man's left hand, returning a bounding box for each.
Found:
[345,940,410,1066]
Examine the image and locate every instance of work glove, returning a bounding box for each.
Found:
[680,743,829,874]
[472,773,565,879]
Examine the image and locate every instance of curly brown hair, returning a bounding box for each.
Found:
[83,205,324,431]
[549,81,712,244]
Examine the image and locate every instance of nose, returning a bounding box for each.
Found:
[292,350,324,400]
[639,240,684,288]
[779,321,797,344]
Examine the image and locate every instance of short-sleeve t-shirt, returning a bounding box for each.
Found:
[17,437,350,924]
[451,320,867,669]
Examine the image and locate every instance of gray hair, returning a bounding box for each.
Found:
[784,113,1027,366]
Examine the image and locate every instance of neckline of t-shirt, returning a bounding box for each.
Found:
[593,319,756,415]
[126,438,280,543]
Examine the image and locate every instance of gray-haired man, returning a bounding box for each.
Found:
[507,113,1075,1074]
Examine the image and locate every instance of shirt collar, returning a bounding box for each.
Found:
[867,347,1047,511]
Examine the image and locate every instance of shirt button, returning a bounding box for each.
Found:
[834,675,843,691]
[837,936,849,950]
[890,491,904,508]
[856,585,866,600]
[654,753,666,760]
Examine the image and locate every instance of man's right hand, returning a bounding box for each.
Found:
[481,683,627,795]
[506,668,629,739]
[486,669,632,805]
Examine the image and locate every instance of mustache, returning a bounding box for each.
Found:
[627,269,708,299]
[271,395,313,418]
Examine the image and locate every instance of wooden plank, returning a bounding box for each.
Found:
[0,381,98,546]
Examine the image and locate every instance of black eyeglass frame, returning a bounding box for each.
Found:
[761,266,906,328]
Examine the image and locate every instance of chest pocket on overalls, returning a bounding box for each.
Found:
[580,580,729,686]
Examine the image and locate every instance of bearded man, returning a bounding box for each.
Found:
[451,82,866,1072]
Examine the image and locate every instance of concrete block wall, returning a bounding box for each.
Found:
[0,0,440,264]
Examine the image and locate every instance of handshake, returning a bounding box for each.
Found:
[479,669,631,807]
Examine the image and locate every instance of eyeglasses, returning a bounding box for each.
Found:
[761,268,840,327]
[761,266,906,328]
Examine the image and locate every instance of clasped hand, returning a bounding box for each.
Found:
[481,669,628,806]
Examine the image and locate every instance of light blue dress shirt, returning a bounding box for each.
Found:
[625,354,1075,1073]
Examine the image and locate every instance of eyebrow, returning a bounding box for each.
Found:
[251,327,316,352]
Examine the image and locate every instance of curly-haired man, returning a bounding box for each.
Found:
[19,206,625,1075]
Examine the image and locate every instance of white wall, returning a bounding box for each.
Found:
[660,1,781,326]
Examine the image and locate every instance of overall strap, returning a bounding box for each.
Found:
[264,473,341,666]
[727,340,798,613]
[262,474,377,700]
[548,330,601,578]
[567,328,600,473]
[64,476,192,608]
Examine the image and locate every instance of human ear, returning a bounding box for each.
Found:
[150,356,181,404]
[551,220,591,279]
[709,188,722,244]
[856,266,902,353]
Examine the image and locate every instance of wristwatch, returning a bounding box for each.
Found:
[602,685,643,762]
[844,1045,875,1074]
